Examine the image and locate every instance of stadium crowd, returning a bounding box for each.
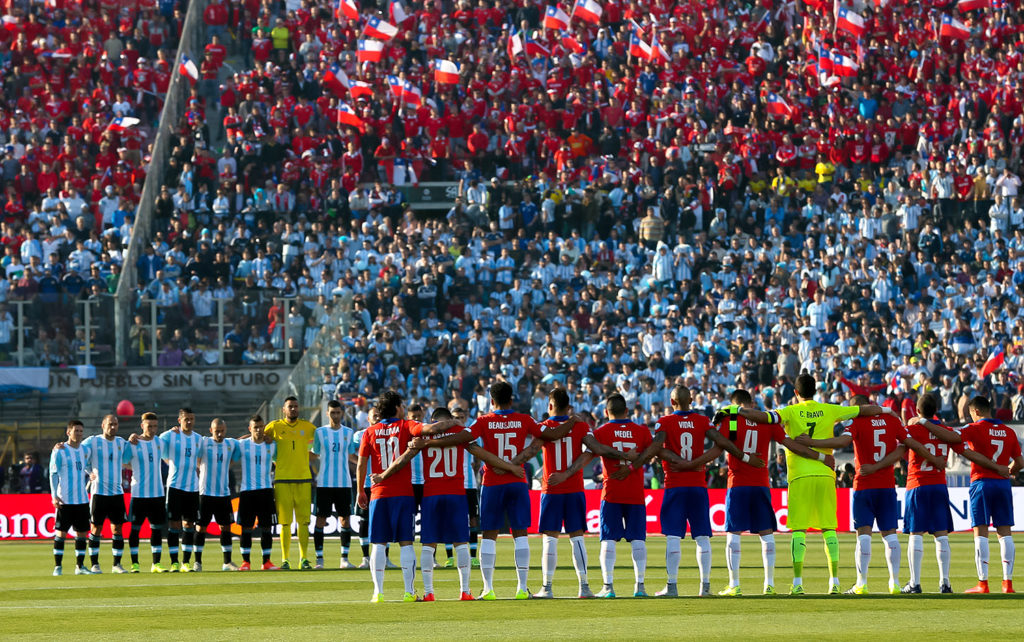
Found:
[3,0,1024,430]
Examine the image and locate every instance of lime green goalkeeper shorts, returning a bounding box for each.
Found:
[787,476,838,531]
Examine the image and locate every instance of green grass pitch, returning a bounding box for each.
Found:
[3,533,1024,640]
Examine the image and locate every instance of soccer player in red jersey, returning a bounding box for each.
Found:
[469,382,578,600]
[373,407,523,601]
[552,393,665,598]
[902,394,960,594]
[514,388,635,599]
[355,391,461,603]
[924,396,1023,594]
[707,389,829,597]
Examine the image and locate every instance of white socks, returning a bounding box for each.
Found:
[883,533,901,588]
[400,544,416,594]
[760,534,776,587]
[513,536,530,592]
[695,536,711,583]
[420,546,435,595]
[480,538,497,592]
[569,535,588,584]
[542,535,558,585]
[665,535,681,584]
[630,540,647,584]
[455,544,471,593]
[726,533,741,587]
[600,540,616,586]
[855,534,872,586]
[907,534,924,586]
[935,535,951,586]
[999,536,1015,581]
[370,543,386,595]
[975,535,990,581]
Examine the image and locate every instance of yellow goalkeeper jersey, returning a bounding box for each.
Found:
[775,400,859,481]
[265,418,316,481]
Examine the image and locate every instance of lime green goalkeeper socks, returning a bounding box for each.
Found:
[791,531,807,579]
[823,530,840,579]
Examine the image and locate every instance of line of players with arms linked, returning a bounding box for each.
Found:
[48,375,1023,601]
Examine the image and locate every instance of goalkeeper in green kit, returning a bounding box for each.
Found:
[735,374,895,595]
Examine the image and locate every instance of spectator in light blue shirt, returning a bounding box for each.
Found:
[857,89,878,119]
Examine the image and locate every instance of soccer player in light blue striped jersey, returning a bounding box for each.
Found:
[81,414,129,574]
[159,407,203,572]
[197,418,239,572]
[311,400,358,569]
[126,412,167,573]
[50,420,91,576]
[236,414,279,571]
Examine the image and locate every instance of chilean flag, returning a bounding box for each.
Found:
[389,0,410,24]
[179,54,199,83]
[363,16,399,41]
[107,116,141,132]
[957,0,989,10]
[980,347,1005,377]
[524,32,550,57]
[572,0,602,24]
[356,39,385,62]
[433,59,460,84]
[835,7,866,37]
[560,31,584,54]
[751,9,770,35]
[629,31,652,59]
[343,71,375,100]
[833,50,859,76]
[543,5,571,30]
[817,45,834,73]
[765,93,793,118]
[336,102,365,132]
[649,37,670,64]
[336,0,359,21]
[402,80,422,107]
[322,64,347,97]
[939,14,971,39]
[508,28,524,59]
[386,75,404,98]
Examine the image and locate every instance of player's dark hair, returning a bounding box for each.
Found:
[549,388,570,413]
[969,395,992,415]
[67,419,83,429]
[179,407,194,416]
[327,400,342,409]
[490,381,514,405]
[606,394,628,417]
[730,389,752,405]
[917,393,937,418]
[795,374,816,399]
[431,407,453,421]
[249,414,263,424]
[375,390,404,419]
[671,385,691,405]
[141,411,158,421]
[849,394,869,405]
[408,402,423,412]
[284,396,299,404]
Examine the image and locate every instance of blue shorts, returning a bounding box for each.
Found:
[368,496,415,544]
[479,483,531,532]
[600,501,647,542]
[725,486,776,533]
[852,488,899,532]
[660,486,711,538]
[539,492,587,534]
[970,479,1015,528]
[903,484,954,534]
[419,494,470,544]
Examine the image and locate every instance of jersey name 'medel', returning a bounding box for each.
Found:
[312,425,356,488]
[128,438,165,499]
[160,430,203,492]
[50,444,90,505]
[199,437,238,497]
[238,439,276,492]
[82,435,128,496]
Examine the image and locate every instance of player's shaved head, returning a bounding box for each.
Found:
[671,385,691,406]
[917,393,937,418]
[795,374,816,399]
[606,394,628,418]
[729,389,752,405]
[431,407,453,421]
[968,395,991,416]
[490,381,514,406]
[549,387,570,413]
[849,394,869,405]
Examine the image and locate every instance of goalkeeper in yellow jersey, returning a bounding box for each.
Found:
[265,396,317,569]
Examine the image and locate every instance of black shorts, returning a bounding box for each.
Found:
[129,497,167,526]
[55,502,90,534]
[166,488,201,523]
[315,487,352,519]
[199,495,234,527]
[413,484,424,509]
[355,486,371,519]
[90,494,127,526]
[237,489,276,529]
[466,488,479,521]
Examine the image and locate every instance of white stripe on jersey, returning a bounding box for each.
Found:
[312,425,355,489]
[49,444,90,505]
[353,429,371,488]
[410,451,424,484]
[159,430,203,492]
[128,438,164,499]
[463,446,478,490]
[199,438,237,497]
[82,435,128,496]
[237,439,275,491]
